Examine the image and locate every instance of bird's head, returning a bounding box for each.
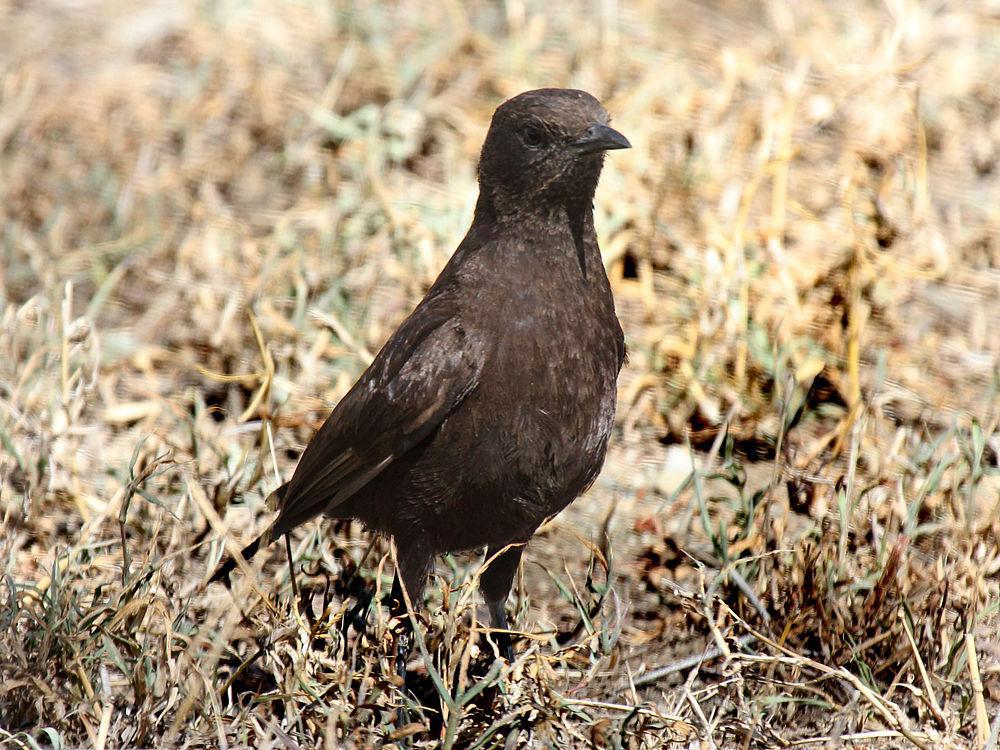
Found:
[477,88,630,219]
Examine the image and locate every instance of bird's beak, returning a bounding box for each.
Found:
[572,123,632,155]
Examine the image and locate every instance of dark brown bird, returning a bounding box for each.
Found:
[210,88,629,660]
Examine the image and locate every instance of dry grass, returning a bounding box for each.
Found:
[1,0,999,747]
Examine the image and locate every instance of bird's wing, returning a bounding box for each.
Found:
[267,301,485,538]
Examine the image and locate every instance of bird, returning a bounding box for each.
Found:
[210,88,630,664]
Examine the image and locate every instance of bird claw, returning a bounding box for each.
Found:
[391,620,415,728]
[491,629,515,663]
[394,623,412,681]
[485,597,516,662]
[340,588,374,637]
[501,635,515,664]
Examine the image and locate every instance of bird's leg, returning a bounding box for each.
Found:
[379,548,431,725]
[386,549,430,668]
[480,544,526,662]
[387,572,412,683]
[486,599,514,663]
[337,537,382,639]
[384,571,418,728]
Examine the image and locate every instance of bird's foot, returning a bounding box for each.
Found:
[393,620,413,682]
[493,629,515,663]
[340,587,374,638]
[486,598,516,662]
[391,616,414,728]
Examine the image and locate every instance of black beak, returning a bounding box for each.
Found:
[572,123,632,155]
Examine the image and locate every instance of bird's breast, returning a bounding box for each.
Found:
[463,269,620,509]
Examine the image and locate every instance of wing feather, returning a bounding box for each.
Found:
[269,308,484,537]
[209,230,494,584]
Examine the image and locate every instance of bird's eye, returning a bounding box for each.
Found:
[523,125,544,148]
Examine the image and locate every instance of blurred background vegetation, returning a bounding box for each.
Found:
[1,1,998,747]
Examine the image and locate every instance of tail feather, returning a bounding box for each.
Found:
[208,535,264,586]
[266,482,289,511]
[208,482,290,585]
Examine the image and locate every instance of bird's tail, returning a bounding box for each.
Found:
[207,482,289,585]
[207,534,265,586]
